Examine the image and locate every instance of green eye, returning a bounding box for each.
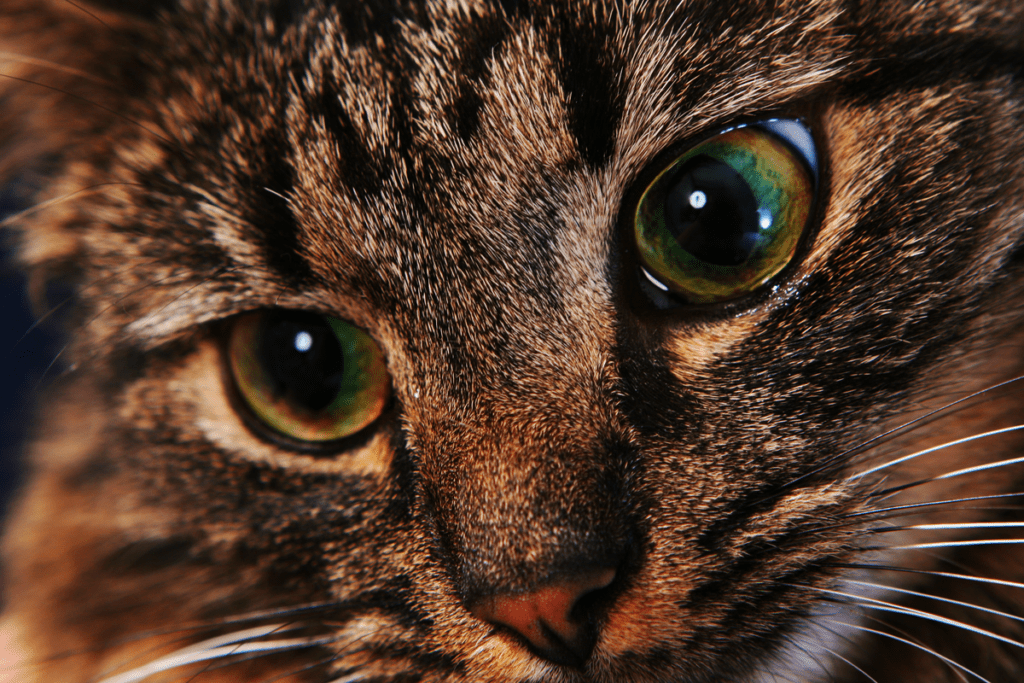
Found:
[633,121,816,304]
[228,310,390,444]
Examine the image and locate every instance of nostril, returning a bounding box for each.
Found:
[469,566,617,668]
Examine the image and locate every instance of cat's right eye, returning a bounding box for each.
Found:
[227,310,390,444]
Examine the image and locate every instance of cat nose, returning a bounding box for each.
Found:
[469,566,616,668]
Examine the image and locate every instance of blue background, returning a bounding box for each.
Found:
[0,190,63,518]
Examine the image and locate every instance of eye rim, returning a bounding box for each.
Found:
[621,115,826,317]
[220,308,395,456]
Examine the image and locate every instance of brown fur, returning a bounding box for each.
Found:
[2,0,1024,681]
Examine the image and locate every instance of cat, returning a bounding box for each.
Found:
[1,0,1024,681]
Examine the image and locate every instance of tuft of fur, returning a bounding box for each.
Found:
[1,1,1024,681]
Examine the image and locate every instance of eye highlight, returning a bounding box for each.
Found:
[228,310,390,444]
[633,120,816,304]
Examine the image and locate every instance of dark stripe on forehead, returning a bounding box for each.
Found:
[522,3,625,168]
[449,11,508,143]
[318,88,388,196]
[250,149,319,287]
[330,0,431,46]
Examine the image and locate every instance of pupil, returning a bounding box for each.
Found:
[663,154,762,266]
[259,311,344,412]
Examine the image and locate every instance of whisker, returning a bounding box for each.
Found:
[862,611,972,683]
[747,375,1024,509]
[889,539,1024,550]
[0,51,114,85]
[62,0,113,30]
[820,641,878,683]
[34,340,69,388]
[177,623,304,683]
[92,623,303,683]
[13,296,71,347]
[12,253,191,350]
[0,73,173,146]
[96,635,336,683]
[870,452,1024,501]
[843,578,1024,626]
[868,521,1024,533]
[0,182,144,227]
[837,563,1024,592]
[812,621,881,683]
[326,673,370,683]
[849,424,1024,482]
[5,601,349,673]
[836,621,990,683]
[35,262,251,384]
[799,586,1024,651]
[197,631,378,683]
[154,624,304,659]
[843,492,1024,520]
[122,260,275,333]
[934,456,1024,482]
[776,635,839,683]
[768,504,1024,542]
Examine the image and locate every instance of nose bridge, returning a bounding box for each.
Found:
[415,378,634,599]
[391,241,633,589]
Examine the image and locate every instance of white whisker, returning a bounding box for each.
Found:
[934,455,1024,482]
[326,674,368,683]
[844,578,1024,626]
[780,637,840,683]
[836,621,991,683]
[844,563,1024,592]
[845,492,1024,520]
[96,635,334,683]
[848,425,1024,481]
[891,539,1024,550]
[781,375,1024,496]
[874,522,1024,532]
[159,623,300,657]
[804,586,1024,650]
[814,634,880,683]
[90,623,301,681]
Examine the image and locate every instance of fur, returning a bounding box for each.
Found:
[1,1,1024,681]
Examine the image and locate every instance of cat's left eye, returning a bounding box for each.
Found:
[633,119,817,305]
[227,310,390,445]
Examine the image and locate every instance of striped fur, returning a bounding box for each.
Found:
[1,1,1024,681]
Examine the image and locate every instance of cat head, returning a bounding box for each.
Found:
[2,1,1024,681]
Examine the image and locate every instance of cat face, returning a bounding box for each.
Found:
[2,1,1024,681]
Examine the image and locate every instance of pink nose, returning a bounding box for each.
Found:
[470,567,616,667]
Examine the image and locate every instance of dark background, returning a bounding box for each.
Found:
[0,189,64,519]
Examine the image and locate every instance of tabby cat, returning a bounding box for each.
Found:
[1,0,1023,681]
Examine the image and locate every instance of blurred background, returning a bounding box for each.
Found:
[0,187,64,519]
